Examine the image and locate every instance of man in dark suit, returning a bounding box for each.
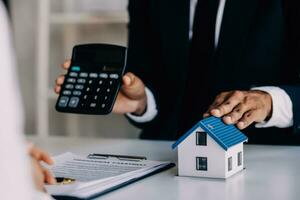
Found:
[125,0,300,144]
[55,0,300,144]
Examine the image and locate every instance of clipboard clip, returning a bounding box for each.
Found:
[87,153,147,162]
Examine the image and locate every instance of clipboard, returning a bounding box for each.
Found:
[46,152,175,200]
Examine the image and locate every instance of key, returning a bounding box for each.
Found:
[68,97,80,108]
[58,96,69,107]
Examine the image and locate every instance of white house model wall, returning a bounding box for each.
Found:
[225,143,244,178]
[173,116,248,179]
[178,127,226,178]
[178,128,245,179]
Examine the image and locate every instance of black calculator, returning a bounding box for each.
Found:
[55,44,127,115]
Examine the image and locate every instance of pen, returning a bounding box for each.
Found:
[88,153,147,161]
[55,177,76,185]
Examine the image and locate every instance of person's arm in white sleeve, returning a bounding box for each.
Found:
[0,3,54,199]
[252,86,293,128]
[35,192,55,200]
[126,87,158,123]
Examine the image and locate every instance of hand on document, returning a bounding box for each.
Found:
[28,144,57,191]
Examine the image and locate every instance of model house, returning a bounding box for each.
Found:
[172,116,248,179]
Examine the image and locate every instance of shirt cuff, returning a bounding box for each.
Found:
[126,87,158,123]
[251,86,293,128]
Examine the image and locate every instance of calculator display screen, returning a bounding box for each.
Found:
[74,48,125,66]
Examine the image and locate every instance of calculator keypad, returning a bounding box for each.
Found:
[57,69,121,113]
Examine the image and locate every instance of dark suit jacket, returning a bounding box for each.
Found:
[126,0,300,144]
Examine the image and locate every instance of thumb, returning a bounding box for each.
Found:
[121,72,146,100]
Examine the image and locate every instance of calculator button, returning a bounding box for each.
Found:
[89,73,98,78]
[94,95,98,100]
[83,95,88,100]
[88,80,93,84]
[58,96,69,107]
[69,72,78,77]
[96,88,101,93]
[99,80,104,85]
[65,84,74,89]
[99,73,108,79]
[71,66,81,71]
[75,85,84,90]
[77,79,86,84]
[67,78,76,83]
[101,104,106,108]
[73,91,82,96]
[62,90,72,95]
[79,72,88,78]
[86,87,91,92]
[106,88,111,93]
[68,97,80,108]
[109,80,113,85]
[90,103,97,108]
[110,74,119,79]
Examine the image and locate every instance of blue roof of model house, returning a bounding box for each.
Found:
[172,116,248,150]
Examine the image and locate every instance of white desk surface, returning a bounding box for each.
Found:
[28,136,300,200]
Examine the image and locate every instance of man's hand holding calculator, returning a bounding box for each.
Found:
[55,60,148,116]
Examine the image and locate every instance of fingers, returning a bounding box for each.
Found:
[62,60,71,70]
[122,74,132,86]
[56,75,65,85]
[112,72,147,115]
[29,145,54,165]
[236,110,257,129]
[203,92,229,118]
[204,90,272,129]
[29,146,56,186]
[121,72,146,100]
[211,91,244,117]
[31,158,46,192]
[43,169,57,185]
[54,75,65,94]
[222,102,251,124]
[54,60,70,94]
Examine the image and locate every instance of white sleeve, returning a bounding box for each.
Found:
[126,87,158,123]
[0,3,36,199]
[34,192,55,200]
[251,86,293,128]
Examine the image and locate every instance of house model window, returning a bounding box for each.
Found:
[196,157,207,171]
[228,157,232,171]
[196,131,207,146]
[238,152,242,166]
[172,116,248,179]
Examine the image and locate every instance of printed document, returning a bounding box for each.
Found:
[46,152,174,199]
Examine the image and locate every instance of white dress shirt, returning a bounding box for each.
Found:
[0,3,53,199]
[127,0,293,128]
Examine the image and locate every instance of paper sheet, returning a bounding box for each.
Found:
[45,152,171,198]
[51,152,149,182]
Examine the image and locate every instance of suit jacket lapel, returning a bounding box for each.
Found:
[216,0,258,70]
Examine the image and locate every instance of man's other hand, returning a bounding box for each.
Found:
[203,90,272,129]
[113,72,147,115]
[54,60,147,115]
